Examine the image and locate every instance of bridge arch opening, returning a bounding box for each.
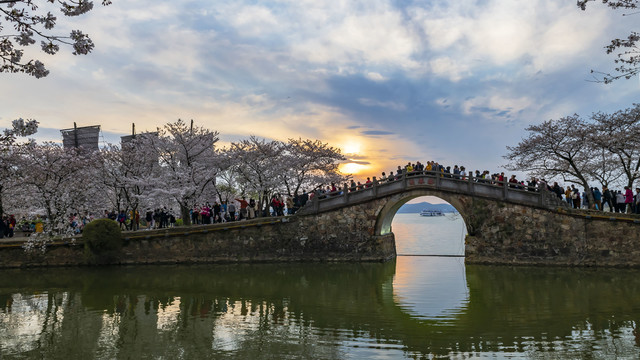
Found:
[375,191,470,256]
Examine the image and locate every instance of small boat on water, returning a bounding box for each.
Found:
[419,209,445,217]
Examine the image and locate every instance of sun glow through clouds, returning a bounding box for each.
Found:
[342,142,361,155]
[340,162,365,175]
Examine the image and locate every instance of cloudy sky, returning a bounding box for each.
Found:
[1,0,638,180]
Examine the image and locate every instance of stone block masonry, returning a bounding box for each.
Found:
[0,216,396,268]
[464,203,640,267]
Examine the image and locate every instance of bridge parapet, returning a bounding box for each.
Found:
[299,171,569,215]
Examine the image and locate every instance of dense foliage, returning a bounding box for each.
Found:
[82,218,121,264]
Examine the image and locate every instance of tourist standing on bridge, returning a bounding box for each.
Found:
[603,187,613,211]
[349,179,357,191]
[145,209,153,230]
[7,215,16,237]
[508,175,518,188]
[249,198,256,218]
[552,182,563,199]
[221,201,228,220]
[592,187,602,210]
[212,202,221,222]
[572,186,580,209]
[117,210,127,230]
[191,205,200,225]
[286,197,294,215]
[405,163,413,175]
[228,201,236,221]
[565,187,572,203]
[235,197,249,220]
[615,191,625,212]
[624,186,634,213]
[387,171,395,182]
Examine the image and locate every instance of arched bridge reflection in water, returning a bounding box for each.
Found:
[1,260,640,358]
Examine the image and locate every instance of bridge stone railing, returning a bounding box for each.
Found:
[299,171,569,215]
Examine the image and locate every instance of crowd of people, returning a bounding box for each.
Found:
[0,215,16,239]
[315,160,640,214]
[4,161,640,239]
[54,192,312,235]
[559,185,640,213]
[316,161,506,198]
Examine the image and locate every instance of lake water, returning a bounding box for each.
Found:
[1,213,640,359]
[393,213,466,256]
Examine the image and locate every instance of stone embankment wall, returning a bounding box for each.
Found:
[463,200,640,267]
[0,215,396,268]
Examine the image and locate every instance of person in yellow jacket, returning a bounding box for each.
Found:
[405,162,413,173]
[564,186,572,204]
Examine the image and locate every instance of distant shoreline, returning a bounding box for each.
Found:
[396,201,457,214]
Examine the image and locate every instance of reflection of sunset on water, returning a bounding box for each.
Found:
[393,257,469,321]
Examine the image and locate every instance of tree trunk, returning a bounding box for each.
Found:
[180,204,191,226]
[580,180,596,208]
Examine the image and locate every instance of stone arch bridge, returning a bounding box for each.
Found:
[4,171,640,268]
[292,171,640,267]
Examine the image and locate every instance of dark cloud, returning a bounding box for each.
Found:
[361,130,394,136]
[346,154,369,160]
[345,160,371,165]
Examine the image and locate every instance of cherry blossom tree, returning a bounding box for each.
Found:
[225,136,286,216]
[98,135,159,228]
[138,119,221,226]
[0,0,112,78]
[590,104,640,187]
[578,0,639,83]
[280,138,347,197]
[586,145,621,189]
[504,114,596,205]
[13,141,103,235]
[0,118,38,217]
[212,158,241,205]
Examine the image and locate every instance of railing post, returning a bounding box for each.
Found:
[468,171,474,194]
[312,195,319,213]
[503,177,508,200]
[435,170,441,189]
[402,169,408,190]
[343,183,349,204]
[372,176,378,197]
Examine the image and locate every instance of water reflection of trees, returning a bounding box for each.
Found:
[0,262,639,358]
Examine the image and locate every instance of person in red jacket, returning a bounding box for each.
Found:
[624,186,634,213]
[235,197,249,220]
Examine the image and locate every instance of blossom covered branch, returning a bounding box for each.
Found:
[0,0,112,78]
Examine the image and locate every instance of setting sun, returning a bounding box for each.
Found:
[342,142,361,155]
[340,162,366,175]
